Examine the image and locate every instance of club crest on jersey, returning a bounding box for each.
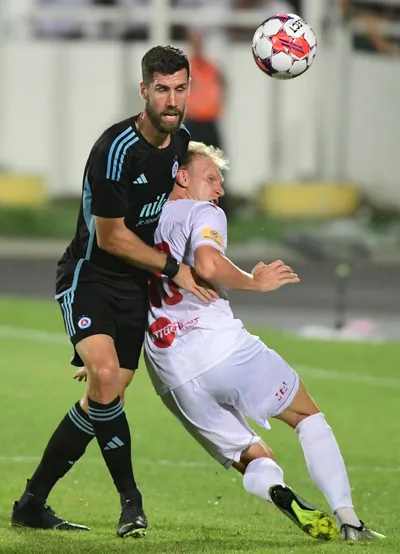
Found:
[172,160,179,179]
[78,316,92,330]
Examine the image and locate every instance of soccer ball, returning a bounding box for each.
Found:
[252,14,317,79]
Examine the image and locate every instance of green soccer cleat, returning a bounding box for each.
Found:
[341,521,387,541]
[270,484,340,541]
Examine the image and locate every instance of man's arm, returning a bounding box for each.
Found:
[89,131,169,273]
[194,246,299,292]
[95,216,168,273]
[96,216,217,301]
[191,203,298,293]
[194,245,256,291]
[89,137,216,301]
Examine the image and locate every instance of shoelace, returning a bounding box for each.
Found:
[41,505,58,517]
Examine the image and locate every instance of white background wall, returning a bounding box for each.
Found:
[0,39,399,206]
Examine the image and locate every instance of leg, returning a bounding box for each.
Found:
[76,335,147,538]
[11,283,111,532]
[156,366,338,541]
[80,366,134,411]
[232,441,275,475]
[196,343,339,540]
[12,280,146,535]
[275,380,357,522]
[11,365,135,532]
[276,380,385,541]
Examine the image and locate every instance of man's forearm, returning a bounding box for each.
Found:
[196,254,256,291]
[101,227,167,273]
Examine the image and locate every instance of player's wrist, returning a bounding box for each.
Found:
[247,274,259,291]
[161,256,180,279]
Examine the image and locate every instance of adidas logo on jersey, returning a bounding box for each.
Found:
[133,173,148,185]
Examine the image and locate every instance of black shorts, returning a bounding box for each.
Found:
[56,281,147,370]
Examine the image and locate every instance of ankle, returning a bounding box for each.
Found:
[120,489,142,508]
[18,488,46,508]
[334,507,361,528]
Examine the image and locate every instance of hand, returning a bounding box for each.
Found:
[172,263,219,303]
[251,260,300,292]
[73,366,88,382]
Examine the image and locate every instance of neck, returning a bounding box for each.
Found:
[135,112,171,148]
[169,189,192,201]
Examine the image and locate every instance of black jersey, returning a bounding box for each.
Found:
[56,116,190,294]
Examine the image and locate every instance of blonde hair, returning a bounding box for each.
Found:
[183,141,230,171]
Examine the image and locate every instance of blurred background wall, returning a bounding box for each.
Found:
[0,0,399,206]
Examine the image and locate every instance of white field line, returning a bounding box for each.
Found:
[297,365,400,390]
[0,455,399,474]
[0,325,67,345]
[0,456,211,468]
[1,324,399,390]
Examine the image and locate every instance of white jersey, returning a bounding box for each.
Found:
[144,199,253,395]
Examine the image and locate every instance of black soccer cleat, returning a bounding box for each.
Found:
[270,484,339,541]
[116,497,147,538]
[341,521,387,541]
[11,497,90,531]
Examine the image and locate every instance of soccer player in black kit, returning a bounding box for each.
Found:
[11,45,216,538]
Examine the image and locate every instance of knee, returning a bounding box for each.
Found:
[240,441,276,469]
[296,412,331,442]
[291,407,320,429]
[118,371,135,405]
[89,362,120,400]
[119,391,125,406]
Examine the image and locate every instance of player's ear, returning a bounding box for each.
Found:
[140,81,147,100]
[176,168,188,188]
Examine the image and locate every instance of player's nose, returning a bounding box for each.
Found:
[216,185,225,197]
[167,90,177,107]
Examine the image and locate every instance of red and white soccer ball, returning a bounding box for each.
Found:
[252,14,317,79]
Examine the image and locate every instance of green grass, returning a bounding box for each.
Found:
[0,199,80,239]
[0,296,399,553]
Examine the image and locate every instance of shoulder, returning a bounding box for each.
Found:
[177,124,190,147]
[91,117,137,157]
[89,118,141,179]
[169,125,190,160]
[190,201,227,225]
[161,199,196,223]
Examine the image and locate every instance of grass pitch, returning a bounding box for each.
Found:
[0,296,399,553]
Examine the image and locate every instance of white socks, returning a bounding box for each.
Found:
[243,457,285,502]
[335,507,362,528]
[241,414,361,528]
[296,412,361,527]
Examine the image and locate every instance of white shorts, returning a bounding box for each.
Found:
[160,338,299,468]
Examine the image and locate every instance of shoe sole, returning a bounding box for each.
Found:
[367,531,387,541]
[11,521,90,531]
[118,526,147,539]
[271,485,340,541]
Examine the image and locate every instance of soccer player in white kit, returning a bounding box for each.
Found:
[144,142,385,542]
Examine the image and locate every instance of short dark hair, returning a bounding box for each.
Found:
[141,45,190,84]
